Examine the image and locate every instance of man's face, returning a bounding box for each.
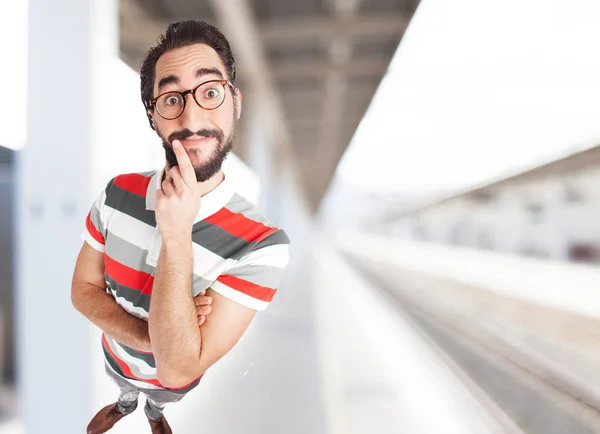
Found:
[150,43,241,182]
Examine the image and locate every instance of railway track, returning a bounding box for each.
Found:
[345,254,600,434]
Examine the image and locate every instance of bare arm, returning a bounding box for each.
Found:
[151,256,256,388]
[71,242,152,352]
[149,235,202,384]
[148,234,258,388]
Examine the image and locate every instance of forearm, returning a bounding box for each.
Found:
[72,283,151,352]
[149,235,202,384]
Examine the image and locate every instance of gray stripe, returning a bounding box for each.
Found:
[192,220,251,259]
[225,193,272,225]
[106,275,151,312]
[104,363,198,396]
[105,232,155,275]
[139,170,157,178]
[191,223,288,261]
[106,184,157,228]
[107,184,267,261]
[192,274,215,296]
[105,233,215,297]
[90,203,104,236]
[107,271,212,309]
[117,342,156,369]
[227,264,287,289]
[104,336,156,381]
[256,229,290,249]
[105,177,117,196]
[103,345,126,377]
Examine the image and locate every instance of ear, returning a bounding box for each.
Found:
[234,89,242,120]
[147,109,156,130]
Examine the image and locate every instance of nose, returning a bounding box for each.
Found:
[179,92,210,131]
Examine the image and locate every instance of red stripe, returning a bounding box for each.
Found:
[204,208,278,243]
[216,274,276,302]
[113,173,152,197]
[85,212,104,245]
[102,334,202,390]
[102,334,164,387]
[104,254,154,295]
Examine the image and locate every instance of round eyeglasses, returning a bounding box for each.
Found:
[149,79,234,120]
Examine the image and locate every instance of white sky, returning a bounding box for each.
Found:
[333,0,600,199]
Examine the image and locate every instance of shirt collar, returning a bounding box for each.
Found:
[146,168,234,223]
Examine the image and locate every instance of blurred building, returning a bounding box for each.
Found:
[384,145,600,263]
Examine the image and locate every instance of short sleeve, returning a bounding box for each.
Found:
[81,179,114,252]
[211,229,291,311]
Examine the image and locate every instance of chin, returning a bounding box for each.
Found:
[189,147,214,159]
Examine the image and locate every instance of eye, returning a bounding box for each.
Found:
[164,94,182,106]
[204,87,223,99]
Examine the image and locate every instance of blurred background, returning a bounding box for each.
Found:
[2,0,600,433]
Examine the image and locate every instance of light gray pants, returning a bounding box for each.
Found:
[105,364,188,421]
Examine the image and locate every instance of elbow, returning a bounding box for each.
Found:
[157,368,199,389]
[158,376,190,390]
[71,281,105,315]
[71,283,90,316]
[71,285,83,312]
[154,353,204,389]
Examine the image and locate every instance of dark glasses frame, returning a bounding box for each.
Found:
[149,79,235,120]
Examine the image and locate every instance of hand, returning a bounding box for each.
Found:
[155,140,201,239]
[194,290,213,326]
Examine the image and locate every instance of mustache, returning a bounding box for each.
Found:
[167,128,224,144]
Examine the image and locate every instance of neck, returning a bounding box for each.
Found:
[197,170,225,197]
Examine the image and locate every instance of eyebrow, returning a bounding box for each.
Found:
[157,67,225,93]
[197,67,224,80]
[157,75,179,92]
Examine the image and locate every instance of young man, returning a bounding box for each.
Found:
[71,20,290,434]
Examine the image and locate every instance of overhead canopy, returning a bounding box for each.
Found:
[119,0,419,211]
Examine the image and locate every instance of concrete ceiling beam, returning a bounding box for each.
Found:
[272,55,391,80]
[260,14,410,46]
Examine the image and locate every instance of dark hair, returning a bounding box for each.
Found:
[140,20,237,129]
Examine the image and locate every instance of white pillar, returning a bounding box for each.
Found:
[16,0,117,432]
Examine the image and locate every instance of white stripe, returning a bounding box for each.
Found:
[104,361,164,391]
[105,207,156,250]
[109,287,149,320]
[234,244,290,269]
[106,206,236,279]
[211,280,270,311]
[82,187,108,252]
[157,239,236,279]
[191,241,237,279]
[112,342,156,375]
[81,231,105,252]
[104,335,156,377]
[96,189,110,227]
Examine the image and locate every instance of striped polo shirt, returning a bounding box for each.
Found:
[82,169,290,392]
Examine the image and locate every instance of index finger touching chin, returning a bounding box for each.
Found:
[172,140,197,185]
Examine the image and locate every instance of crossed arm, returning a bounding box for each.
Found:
[71,242,153,352]
[149,234,256,388]
[71,241,256,388]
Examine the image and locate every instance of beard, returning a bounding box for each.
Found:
[160,127,234,182]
